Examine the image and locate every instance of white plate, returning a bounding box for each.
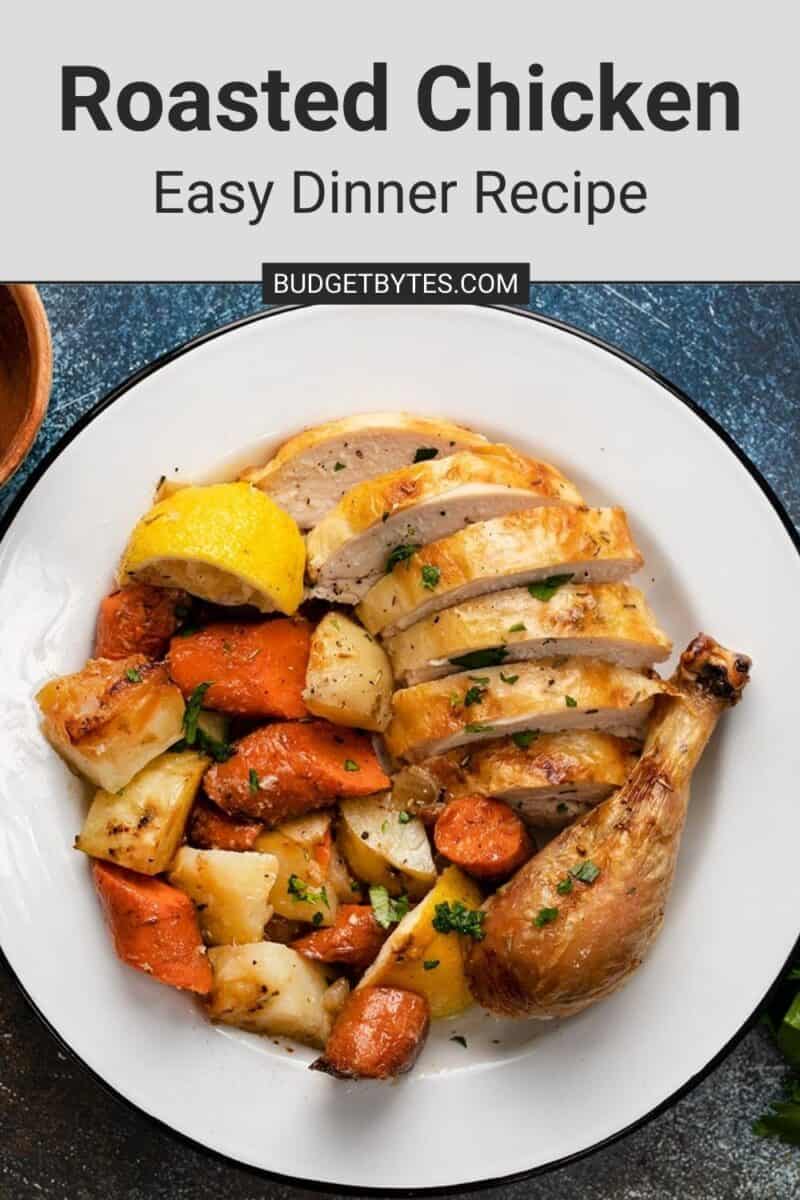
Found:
[0,305,798,1192]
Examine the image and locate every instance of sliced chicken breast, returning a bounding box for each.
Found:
[307,446,582,605]
[240,412,488,529]
[419,732,641,828]
[385,582,671,685]
[358,506,643,638]
[384,659,665,762]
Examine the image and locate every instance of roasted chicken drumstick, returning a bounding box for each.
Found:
[466,634,751,1018]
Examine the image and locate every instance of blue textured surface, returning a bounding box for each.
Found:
[1,285,799,1199]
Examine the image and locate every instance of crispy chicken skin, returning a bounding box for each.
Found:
[357,506,643,637]
[306,446,581,604]
[385,583,671,687]
[240,412,487,529]
[385,658,664,762]
[465,635,750,1018]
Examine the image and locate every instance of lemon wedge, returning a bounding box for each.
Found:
[118,482,305,615]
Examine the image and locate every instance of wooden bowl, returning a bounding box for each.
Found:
[0,285,52,486]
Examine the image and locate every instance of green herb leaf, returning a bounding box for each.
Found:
[449,646,508,670]
[423,959,440,971]
[533,907,559,927]
[528,573,575,602]
[183,682,212,746]
[753,1079,800,1146]
[421,564,441,591]
[512,729,539,750]
[500,672,519,685]
[343,758,360,772]
[381,820,389,834]
[556,877,573,895]
[508,622,527,633]
[413,447,439,463]
[570,860,601,884]
[464,722,495,734]
[287,875,330,909]
[195,727,234,762]
[398,811,411,824]
[248,768,259,794]
[125,667,142,684]
[450,1035,468,1048]
[369,885,410,929]
[463,684,487,707]
[333,461,346,472]
[565,695,578,708]
[386,543,420,573]
[431,900,486,940]
[556,801,569,813]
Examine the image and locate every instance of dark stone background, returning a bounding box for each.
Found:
[1,285,798,1199]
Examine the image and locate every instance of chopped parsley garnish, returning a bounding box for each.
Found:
[565,695,578,708]
[350,881,362,892]
[556,877,573,895]
[312,911,324,927]
[556,801,569,813]
[182,682,212,745]
[287,875,330,909]
[449,646,508,670]
[512,729,539,750]
[421,564,441,590]
[528,573,574,601]
[369,885,410,929]
[533,907,559,927]
[570,860,601,884]
[432,900,486,940]
[343,758,360,772]
[500,672,519,685]
[463,684,487,707]
[508,622,527,633]
[248,768,259,794]
[398,811,411,824]
[464,722,495,734]
[413,447,439,463]
[450,1035,468,1048]
[125,667,142,683]
[386,543,420,573]
[333,461,346,472]
[423,959,440,971]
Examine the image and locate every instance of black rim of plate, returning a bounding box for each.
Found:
[1,300,798,1196]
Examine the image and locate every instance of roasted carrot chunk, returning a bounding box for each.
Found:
[434,794,533,879]
[167,619,310,719]
[291,905,387,970]
[204,719,390,824]
[95,584,187,660]
[187,797,263,852]
[92,860,211,993]
[311,986,430,1079]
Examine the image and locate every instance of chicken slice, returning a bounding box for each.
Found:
[358,506,643,638]
[416,732,641,828]
[306,446,582,605]
[385,583,671,686]
[466,634,751,1019]
[384,659,665,763]
[240,412,487,529]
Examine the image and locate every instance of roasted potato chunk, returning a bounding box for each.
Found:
[207,942,338,1046]
[337,794,436,898]
[255,830,339,926]
[76,750,207,874]
[169,846,279,946]
[37,656,185,792]
[303,613,393,732]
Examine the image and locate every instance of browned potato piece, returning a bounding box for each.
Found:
[311,986,430,1079]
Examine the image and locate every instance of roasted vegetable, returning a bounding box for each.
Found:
[76,750,207,874]
[187,798,263,852]
[312,986,430,1079]
[434,794,533,879]
[204,719,390,823]
[337,793,436,898]
[207,942,340,1046]
[167,618,310,718]
[95,584,188,660]
[169,846,279,946]
[303,612,393,732]
[255,829,339,926]
[291,905,387,970]
[358,865,482,1018]
[93,860,211,993]
[37,656,185,792]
